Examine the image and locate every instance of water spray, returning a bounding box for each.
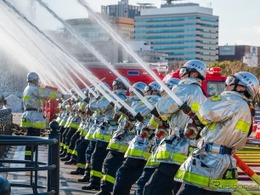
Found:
[78,0,184,107]
[36,0,154,111]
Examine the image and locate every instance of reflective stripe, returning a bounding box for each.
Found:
[60,143,64,147]
[175,169,237,189]
[94,133,111,142]
[208,123,216,130]
[25,151,32,156]
[49,91,57,99]
[70,123,79,129]
[154,151,188,164]
[90,170,102,178]
[211,95,221,102]
[102,174,115,184]
[85,133,93,140]
[146,157,160,167]
[77,163,85,169]
[107,142,128,152]
[125,149,150,159]
[72,150,78,156]
[149,115,159,128]
[85,163,91,169]
[83,131,88,136]
[23,95,30,101]
[67,148,73,154]
[20,121,46,129]
[235,120,250,134]
[191,103,199,112]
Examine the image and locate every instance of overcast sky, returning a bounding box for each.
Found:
[15,0,260,46]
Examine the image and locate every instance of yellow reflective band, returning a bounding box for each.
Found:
[102,174,115,184]
[64,145,69,150]
[23,95,30,101]
[172,153,188,164]
[208,122,216,130]
[154,151,171,160]
[70,123,79,129]
[119,145,128,152]
[94,133,111,142]
[161,116,168,121]
[146,158,160,167]
[20,121,32,128]
[33,122,46,129]
[72,150,78,156]
[90,170,102,178]
[191,102,199,112]
[77,163,86,169]
[60,143,64,147]
[211,95,221,102]
[235,120,250,134]
[49,91,57,99]
[149,115,159,128]
[108,142,119,150]
[126,149,151,159]
[61,121,67,126]
[83,131,88,136]
[175,169,238,189]
[85,133,93,140]
[25,151,32,156]
[67,148,73,154]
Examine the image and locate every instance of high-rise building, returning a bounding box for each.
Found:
[134,2,219,64]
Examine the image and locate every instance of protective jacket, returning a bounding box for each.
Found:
[152,78,206,165]
[175,91,252,192]
[125,95,160,160]
[20,83,62,129]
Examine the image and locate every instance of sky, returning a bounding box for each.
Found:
[15,0,260,46]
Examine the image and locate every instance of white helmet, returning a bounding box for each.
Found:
[164,78,180,90]
[144,81,160,94]
[130,82,147,96]
[179,60,207,80]
[226,71,259,99]
[112,77,129,90]
[27,72,39,82]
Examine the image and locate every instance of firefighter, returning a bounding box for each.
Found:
[113,81,161,195]
[175,71,259,195]
[143,59,207,195]
[82,79,128,191]
[78,92,103,182]
[20,72,68,162]
[95,81,147,195]
[70,90,94,175]
[136,77,179,195]
[60,99,82,162]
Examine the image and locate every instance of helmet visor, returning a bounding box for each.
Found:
[179,67,188,77]
[225,75,247,87]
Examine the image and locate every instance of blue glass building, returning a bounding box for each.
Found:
[134,3,219,64]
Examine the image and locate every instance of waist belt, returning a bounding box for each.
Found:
[25,108,40,111]
[205,143,232,155]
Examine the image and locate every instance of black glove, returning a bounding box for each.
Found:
[119,106,144,122]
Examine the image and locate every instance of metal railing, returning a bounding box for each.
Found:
[0,109,60,195]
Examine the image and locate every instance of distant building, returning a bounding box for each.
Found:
[134,2,219,64]
[101,0,155,19]
[219,45,260,67]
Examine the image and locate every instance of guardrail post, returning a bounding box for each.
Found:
[48,121,60,194]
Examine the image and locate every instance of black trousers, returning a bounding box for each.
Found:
[144,163,181,195]
[89,141,109,185]
[113,157,146,195]
[25,128,41,160]
[76,139,89,166]
[177,183,231,195]
[101,150,125,193]
[136,167,156,195]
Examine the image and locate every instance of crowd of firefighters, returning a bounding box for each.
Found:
[20,59,259,195]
